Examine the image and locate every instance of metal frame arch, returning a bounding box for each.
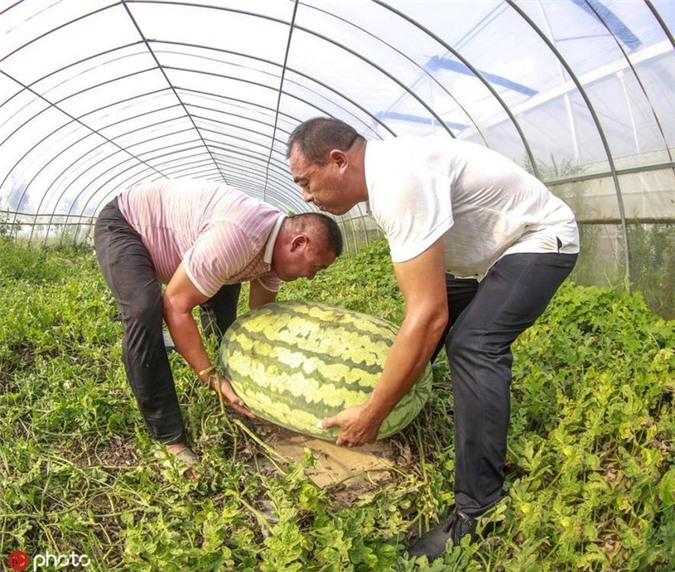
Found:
[645,0,675,48]
[3,2,406,237]
[11,70,347,233]
[120,1,229,183]
[1,66,172,216]
[504,0,632,290]
[372,0,542,179]
[4,40,394,224]
[2,13,268,221]
[78,140,314,222]
[1,0,671,258]
[39,123,202,242]
[296,0,490,146]
[0,2,121,66]
[13,97,186,220]
[64,80,381,219]
[262,0,299,202]
[0,40,148,117]
[64,73,388,219]
[581,0,672,165]
[284,23,461,143]
[155,40,399,138]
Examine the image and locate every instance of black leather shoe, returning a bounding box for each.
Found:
[408,508,478,561]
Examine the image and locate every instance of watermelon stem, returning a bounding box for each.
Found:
[233,419,290,472]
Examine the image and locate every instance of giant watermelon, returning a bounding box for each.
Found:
[218,300,432,441]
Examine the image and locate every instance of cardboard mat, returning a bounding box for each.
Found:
[250,420,398,503]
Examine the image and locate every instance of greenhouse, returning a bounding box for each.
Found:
[1,1,673,571]
[2,0,674,313]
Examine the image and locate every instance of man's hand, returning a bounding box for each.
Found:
[319,240,448,449]
[210,375,255,419]
[320,403,381,447]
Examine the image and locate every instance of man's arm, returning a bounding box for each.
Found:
[249,279,277,309]
[321,238,448,446]
[163,263,253,417]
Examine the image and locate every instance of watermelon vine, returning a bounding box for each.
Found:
[0,238,672,571]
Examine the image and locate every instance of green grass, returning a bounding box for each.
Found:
[1,238,673,571]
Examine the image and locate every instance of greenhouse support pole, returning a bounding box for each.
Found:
[506,0,632,293]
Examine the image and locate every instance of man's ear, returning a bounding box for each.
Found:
[291,234,308,252]
[329,149,347,168]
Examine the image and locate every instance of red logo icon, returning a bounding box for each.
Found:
[8,550,29,571]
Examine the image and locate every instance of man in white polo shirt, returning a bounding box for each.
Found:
[94,179,342,478]
[287,117,578,560]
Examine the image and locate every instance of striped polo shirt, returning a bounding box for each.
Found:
[117,179,284,298]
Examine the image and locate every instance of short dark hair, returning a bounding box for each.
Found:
[288,212,344,257]
[286,117,363,164]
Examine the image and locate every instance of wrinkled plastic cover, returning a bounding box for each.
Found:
[0,0,673,242]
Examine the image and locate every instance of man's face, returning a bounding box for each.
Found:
[289,147,352,215]
[275,240,336,282]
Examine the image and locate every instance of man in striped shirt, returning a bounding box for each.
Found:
[94,179,343,478]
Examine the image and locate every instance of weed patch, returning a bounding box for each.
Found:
[1,239,672,570]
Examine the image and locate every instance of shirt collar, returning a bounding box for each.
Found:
[264,214,286,265]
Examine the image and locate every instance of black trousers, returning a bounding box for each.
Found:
[434,251,577,516]
[94,198,241,444]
